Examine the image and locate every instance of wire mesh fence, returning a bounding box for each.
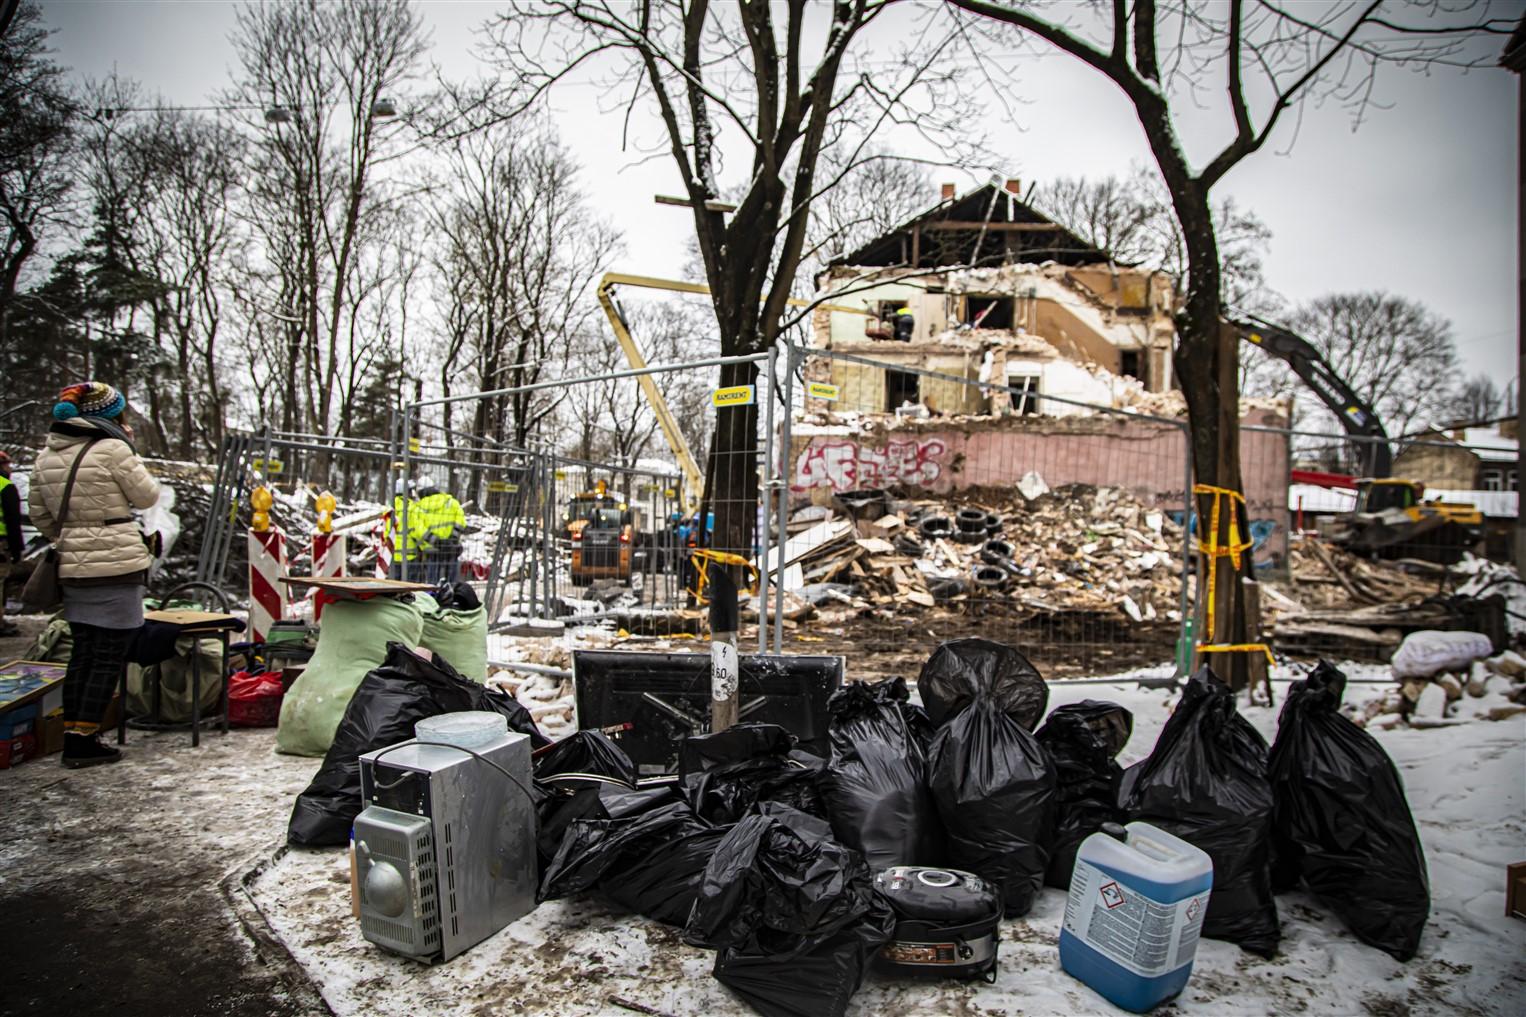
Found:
[774,343,1201,678]
[400,351,780,650]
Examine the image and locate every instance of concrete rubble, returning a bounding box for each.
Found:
[775,479,1184,625]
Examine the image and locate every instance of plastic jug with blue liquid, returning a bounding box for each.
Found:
[1059,821,1213,1012]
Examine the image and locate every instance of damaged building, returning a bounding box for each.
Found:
[794,179,1292,564]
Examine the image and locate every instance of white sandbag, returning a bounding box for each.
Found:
[1389,630,1493,680]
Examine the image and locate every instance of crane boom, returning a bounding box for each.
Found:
[1234,316,1393,477]
[596,271,872,515]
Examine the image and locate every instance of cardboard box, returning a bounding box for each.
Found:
[0,703,37,740]
[1508,862,1526,921]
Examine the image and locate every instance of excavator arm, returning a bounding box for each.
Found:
[1233,316,1392,477]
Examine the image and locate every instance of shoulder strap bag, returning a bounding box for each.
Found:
[21,438,102,614]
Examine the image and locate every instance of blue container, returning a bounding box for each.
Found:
[1059,821,1214,1013]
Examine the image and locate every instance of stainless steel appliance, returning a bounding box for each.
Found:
[354,731,535,962]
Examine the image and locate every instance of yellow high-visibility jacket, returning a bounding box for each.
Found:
[413,491,466,553]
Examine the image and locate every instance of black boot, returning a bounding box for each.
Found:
[61,733,122,769]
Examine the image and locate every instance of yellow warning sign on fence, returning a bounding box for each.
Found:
[252,458,284,475]
[807,382,840,401]
[407,437,421,453]
[487,481,520,494]
[712,384,755,407]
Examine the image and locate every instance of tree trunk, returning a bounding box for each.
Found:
[705,358,761,576]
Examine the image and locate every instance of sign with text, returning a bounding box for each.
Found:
[712,384,756,408]
[807,382,841,401]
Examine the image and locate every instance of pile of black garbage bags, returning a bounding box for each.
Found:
[288,638,1431,1017]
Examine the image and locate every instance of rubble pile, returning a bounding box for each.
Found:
[779,479,1184,625]
[1266,538,1501,660]
[1353,645,1526,731]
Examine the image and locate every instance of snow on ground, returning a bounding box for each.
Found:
[249,660,1526,1017]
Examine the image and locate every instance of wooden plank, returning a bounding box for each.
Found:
[921,221,1064,232]
[1305,538,1373,603]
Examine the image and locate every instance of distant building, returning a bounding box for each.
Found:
[1394,420,1518,493]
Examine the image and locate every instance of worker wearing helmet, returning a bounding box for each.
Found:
[413,480,466,584]
[389,479,425,577]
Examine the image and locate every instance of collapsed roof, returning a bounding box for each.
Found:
[829,181,1111,270]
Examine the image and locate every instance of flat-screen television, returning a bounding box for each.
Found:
[571,650,845,775]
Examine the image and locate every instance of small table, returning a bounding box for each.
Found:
[122,610,245,747]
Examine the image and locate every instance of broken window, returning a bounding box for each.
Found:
[885,368,920,411]
[1119,350,1141,382]
[962,294,1014,330]
[1008,373,1041,415]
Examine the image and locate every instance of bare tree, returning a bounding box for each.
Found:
[0,0,75,357]
[1035,165,1279,318]
[949,0,1510,672]
[1247,291,1459,439]
[1456,373,1504,425]
[488,0,981,562]
[429,119,620,461]
[226,0,428,437]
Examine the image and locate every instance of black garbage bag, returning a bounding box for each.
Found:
[899,700,938,753]
[820,677,943,870]
[287,642,546,847]
[1268,660,1429,961]
[684,807,896,1017]
[1120,665,1280,956]
[681,723,828,824]
[539,784,729,926]
[927,699,1056,917]
[534,729,641,785]
[918,638,1048,730]
[1036,700,1133,888]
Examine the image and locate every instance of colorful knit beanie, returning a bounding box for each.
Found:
[54,381,126,420]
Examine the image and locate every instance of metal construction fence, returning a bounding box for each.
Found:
[141,341,1517,678]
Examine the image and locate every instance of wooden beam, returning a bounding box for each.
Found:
[654,194,738,213]
[920,221,1064,232]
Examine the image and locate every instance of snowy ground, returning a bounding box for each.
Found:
[249,660,1526,1017]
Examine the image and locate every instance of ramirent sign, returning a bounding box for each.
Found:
[711,385,756,407]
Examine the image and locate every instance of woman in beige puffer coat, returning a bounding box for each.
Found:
[28,381,160,768]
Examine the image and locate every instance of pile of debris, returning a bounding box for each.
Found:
[1352,634,1526,730]
[773,477,1183,625]
[1266,538,1503,660]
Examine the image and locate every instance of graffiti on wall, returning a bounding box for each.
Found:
[792,437,949,492]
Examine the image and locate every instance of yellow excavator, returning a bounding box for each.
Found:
[1327,477,1485,564]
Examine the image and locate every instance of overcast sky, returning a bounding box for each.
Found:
[36,0,1521,388]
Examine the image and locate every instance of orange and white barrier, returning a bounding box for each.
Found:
[248,529,287,642]
[310,532,348,621]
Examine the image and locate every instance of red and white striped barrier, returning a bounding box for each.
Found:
[374,513,393,579]
[248,529,287,643]
[310,532,348,621]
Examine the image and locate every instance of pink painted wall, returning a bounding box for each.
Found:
[789,414,1289,526]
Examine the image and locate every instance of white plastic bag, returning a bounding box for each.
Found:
[1389,630,1493,680]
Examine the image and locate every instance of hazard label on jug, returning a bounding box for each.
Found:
[1063,860,1207,977]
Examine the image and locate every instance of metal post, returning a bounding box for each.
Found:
[758,342,777,654]
[774,344,797,653]
[399,405,413,581]
[1177,423,1194,676]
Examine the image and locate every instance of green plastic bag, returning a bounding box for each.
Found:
[416,595,489,683]
[275,595,424,756]
[129,635,223,723]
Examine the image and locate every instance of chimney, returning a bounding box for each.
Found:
[1005,178,1023,196]
[940,182,956,201]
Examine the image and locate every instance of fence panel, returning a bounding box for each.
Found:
[775,344,1196,679]
[403,353,776,650]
